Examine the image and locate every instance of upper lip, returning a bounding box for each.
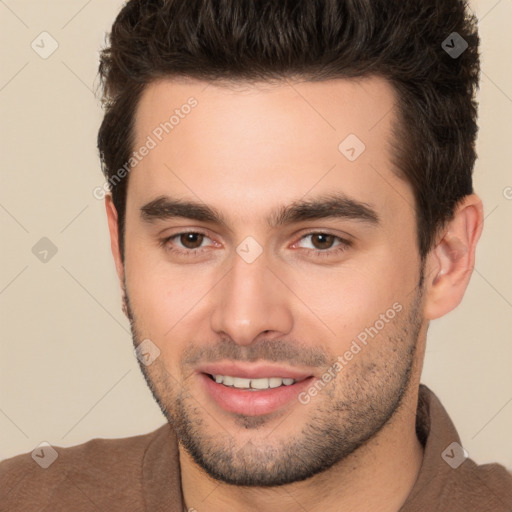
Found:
[197,361,314,381]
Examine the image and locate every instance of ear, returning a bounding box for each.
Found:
[105,194,125,291]
[423,194,484,320]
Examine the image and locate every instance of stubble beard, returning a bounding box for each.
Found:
[123,271,425,487]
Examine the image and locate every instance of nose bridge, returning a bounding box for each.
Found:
[226,248,275,315]
[210,246,292,344]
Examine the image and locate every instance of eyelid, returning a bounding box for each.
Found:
[166,229,217,248]
[161,226,353,243]
[160,228,352,258]
[291,228,353,247]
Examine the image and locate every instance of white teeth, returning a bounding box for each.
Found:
[249,378,269,389]
[269,377,283,388]
[211,374,298,390]
[232,377,251,389]
[222,375,234,386]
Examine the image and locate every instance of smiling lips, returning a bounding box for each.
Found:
[210,374,299,390]
[197,362,316,415]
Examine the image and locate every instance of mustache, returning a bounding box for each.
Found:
[123,282,329,368]
[181,337,329,368]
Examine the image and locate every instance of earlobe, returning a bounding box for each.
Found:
[423,194,484,320]
[104,195,125,289]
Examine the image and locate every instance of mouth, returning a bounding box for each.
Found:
[206,373,307,390]
[198,369,316,416]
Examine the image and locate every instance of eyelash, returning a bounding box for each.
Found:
[159,230,352,259]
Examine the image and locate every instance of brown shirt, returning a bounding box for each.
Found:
[1,384,511,511]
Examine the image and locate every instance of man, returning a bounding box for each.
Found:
[1,0,511,510]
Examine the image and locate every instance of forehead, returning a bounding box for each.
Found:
[128,76,414,230]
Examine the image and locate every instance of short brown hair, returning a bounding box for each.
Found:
[97,0,480,261]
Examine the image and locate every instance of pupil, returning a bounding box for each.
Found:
[182,233,203,249]
[314,234,332,249]
[179,233,333,250]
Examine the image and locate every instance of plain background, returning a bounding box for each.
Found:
[1,0,511,470]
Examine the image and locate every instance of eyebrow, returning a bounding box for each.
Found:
[140,192,380,229]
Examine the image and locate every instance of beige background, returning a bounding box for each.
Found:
[1,0,511,470]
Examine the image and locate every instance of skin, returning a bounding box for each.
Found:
[105,76,483,512]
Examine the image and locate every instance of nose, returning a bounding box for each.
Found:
[210,249,293,346]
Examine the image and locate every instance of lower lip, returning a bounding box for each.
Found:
[199,373,315,416]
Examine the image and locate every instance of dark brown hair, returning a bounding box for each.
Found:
[97,0,480,262]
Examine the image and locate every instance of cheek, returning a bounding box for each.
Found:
[125,244,217,339]
[293,266,393,339]
[258,253,406,359]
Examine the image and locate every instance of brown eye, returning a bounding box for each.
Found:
[179,232,205,249]
[295,232,351,259]
[159,230,215,257]
[310,233,336,250]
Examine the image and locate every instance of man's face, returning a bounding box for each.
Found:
[119,76,427,485]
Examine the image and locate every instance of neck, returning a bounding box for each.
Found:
[179,385,424,512]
